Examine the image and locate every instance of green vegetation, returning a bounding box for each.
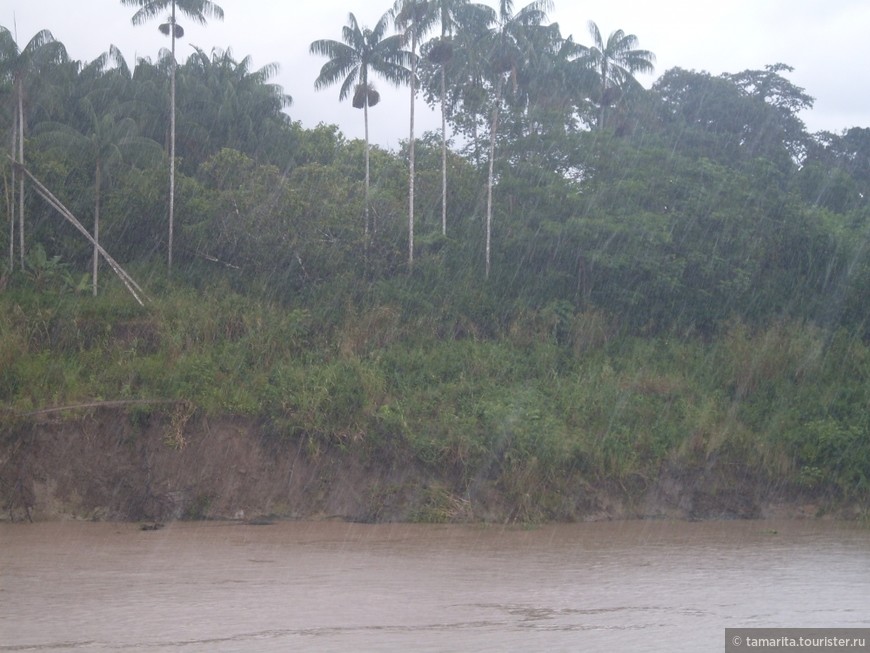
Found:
[2,3,869,517]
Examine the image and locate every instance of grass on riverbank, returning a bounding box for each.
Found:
[2,277,868,515]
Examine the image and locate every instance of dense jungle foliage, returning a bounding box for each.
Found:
[2,1,869,514]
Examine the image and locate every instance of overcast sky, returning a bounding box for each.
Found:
[5,0,869,149]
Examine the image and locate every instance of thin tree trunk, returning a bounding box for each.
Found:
[9,102,17,273]
[485,82,503,280]
[168,1,177,275]
[408,33,416,271]
[93,160,101,296]
[5,168,12,274]
[364,95,370,241]
[17,81,25,271]
[440,65,447,236]
[485,132,494,279]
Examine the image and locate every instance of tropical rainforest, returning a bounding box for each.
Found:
[1,0,869,521]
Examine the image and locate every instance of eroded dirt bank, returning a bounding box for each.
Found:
[0,409,847,523]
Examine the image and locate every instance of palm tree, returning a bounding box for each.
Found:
[182,46,291,163]
[310,12,409,241]
[580,21,655,130]
[424,0,486,237]
[392,0,436,269]
[35,97,161,295]
[482,0,552,278]
[0,27,66,271]
[128,51,173,153]
[120,0,224,274]
[423,3,494,167]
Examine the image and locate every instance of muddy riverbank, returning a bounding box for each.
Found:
[0,408,855,523]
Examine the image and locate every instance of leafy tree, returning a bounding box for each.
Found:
[723,63,813,166]
[192,148,294,275]
[799,127,870,214]
[120,0,225,274]
[650,65,812,172]
[310,12,410,241]
[650,67,754,163]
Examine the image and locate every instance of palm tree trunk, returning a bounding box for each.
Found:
[440,65,447,236]
[364,96,370,241]
[5,170,12,274]
[17,80,25,271]
[485,81,503,280]
[93,160,101,296]
[408,34,416,270]
[9,102,17,274]
[168,0,177,275]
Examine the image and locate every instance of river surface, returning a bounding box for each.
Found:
[1,519,868,652]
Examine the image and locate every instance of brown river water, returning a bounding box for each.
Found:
[1,519,868,652]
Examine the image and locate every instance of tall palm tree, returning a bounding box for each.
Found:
[580,21,655,130]
[120,0,224,274]
[423,3,494,167]
[310,12,409,241]
[393,0,438,269]
[482,0,552,278]
[0,27,66,271]
[423,0,485,237]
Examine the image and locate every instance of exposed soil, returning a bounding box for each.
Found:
[0,408,848,523]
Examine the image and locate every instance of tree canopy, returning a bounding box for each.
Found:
[0,3,866,339]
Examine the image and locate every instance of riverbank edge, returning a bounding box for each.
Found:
[0,410,860,523]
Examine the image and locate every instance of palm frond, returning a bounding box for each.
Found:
[123,0,224,27]
[587,21,604,51]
